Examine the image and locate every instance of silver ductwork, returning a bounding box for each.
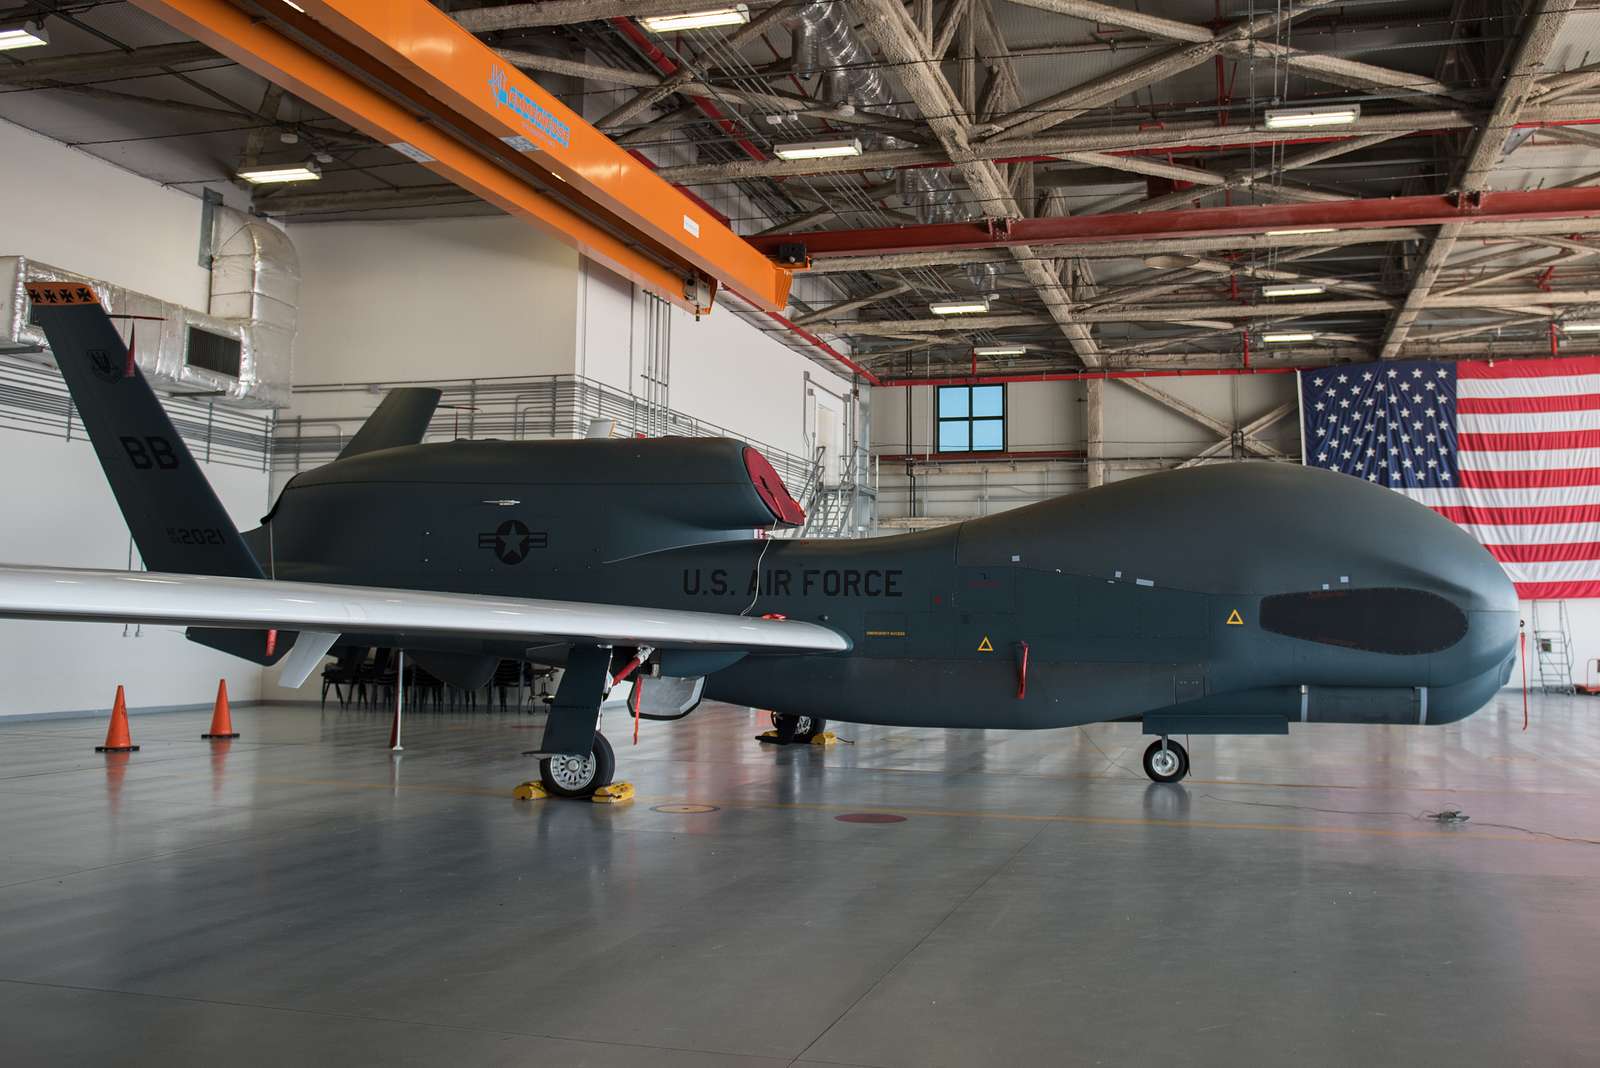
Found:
[208,208,298,403]
[784,2,997,292]
[0,211,297,406]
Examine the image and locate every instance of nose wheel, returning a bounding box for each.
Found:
[1143,737,1190,784]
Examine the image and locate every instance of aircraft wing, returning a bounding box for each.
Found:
[0,565,850,654]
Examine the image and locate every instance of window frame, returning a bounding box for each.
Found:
[934,383,1007,455]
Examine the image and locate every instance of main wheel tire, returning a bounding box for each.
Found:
[1142,738,1190,784]
[539,730,616,798]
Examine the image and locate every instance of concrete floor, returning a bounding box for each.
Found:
[1,693,1599,1067]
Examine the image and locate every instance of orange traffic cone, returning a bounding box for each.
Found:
[96,685,139,752]
[202,679,239,740]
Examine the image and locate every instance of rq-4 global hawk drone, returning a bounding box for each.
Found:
[1,282,1518,796]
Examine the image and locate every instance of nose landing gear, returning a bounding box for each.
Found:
[1143,737,1190,784]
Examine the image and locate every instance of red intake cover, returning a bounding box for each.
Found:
[743,447,806,526]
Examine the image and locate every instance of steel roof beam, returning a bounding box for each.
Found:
[1115,132,1408,213]
[496,47,927,139]
[453,0,733,32]
[1002,0,1213,43]
[797,220,1600,272]
[792,283,914,327]
[1115,377,1289,459]
[595,3,790,130]
[986,0,1435,146]
[0,41,218,84]
[750,188,1600,259]
[853,0,1103,366]
[654,103,1597,183]
[1377,0,1577,359]
[820,288,1600,333]
[1178,401,1299,468]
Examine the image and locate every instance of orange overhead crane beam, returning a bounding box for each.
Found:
[130,0,792,315]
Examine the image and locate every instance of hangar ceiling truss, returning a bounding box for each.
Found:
[3,0,1600,381]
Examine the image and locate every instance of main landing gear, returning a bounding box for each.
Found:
[765,712,828,745]
[1143,737,1190,784]
[520,646,632,802]
[539,730,616,799]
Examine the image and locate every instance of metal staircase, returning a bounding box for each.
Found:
[799,447,874,538]
[776,390,877,540]
[1532,600,1576,694]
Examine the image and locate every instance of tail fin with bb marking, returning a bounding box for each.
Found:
[25,280,262,579]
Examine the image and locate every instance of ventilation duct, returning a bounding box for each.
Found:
[208,207,298,403]
[784,2,997,293]
[0,211,297,406]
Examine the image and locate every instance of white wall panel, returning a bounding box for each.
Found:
[0,427,268,716]
[0,119,271,716]
[289,216,580,385]
[0,119,213,309]
[575,259,849,462]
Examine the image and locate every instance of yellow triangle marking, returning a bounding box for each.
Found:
[977,636,994,652]
[1225,609,1245,626]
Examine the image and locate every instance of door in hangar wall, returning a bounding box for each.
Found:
[816,400,841,485]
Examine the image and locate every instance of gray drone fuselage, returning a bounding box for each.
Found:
[254,438,1519,736]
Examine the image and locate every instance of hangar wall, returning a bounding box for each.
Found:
[0,119,213,309]
[282,218,847,469]
[870,375,1301,519]
[288,216,581,387]
[575,257,851,463]
[0,118,271,717]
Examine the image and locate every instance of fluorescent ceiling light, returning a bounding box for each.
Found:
[1266,227,1336,237]
[1261,283,1326,298]
[930,298,991,316]
[237,162,322,184]
[774,138,862,161]
[1561,321,1600,333]
[641,5,749,31]
[973,345,1026,356]
[0,21,49,50]
[1264,105,1361,130]
[1261,332,1316,343]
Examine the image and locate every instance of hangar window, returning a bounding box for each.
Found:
[1260,588,1467,655]
[936,384,1005,453]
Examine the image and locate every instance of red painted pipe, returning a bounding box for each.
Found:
[762,308,883,386]
[877,366,1299,387]
[610,18,767,164]
[749,188,1600,259]
[877,448,1087,462]
[722,295,883,386]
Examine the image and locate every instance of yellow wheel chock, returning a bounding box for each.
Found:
[592,781,635,804]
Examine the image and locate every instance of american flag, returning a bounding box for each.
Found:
[1298,356,1600,599]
